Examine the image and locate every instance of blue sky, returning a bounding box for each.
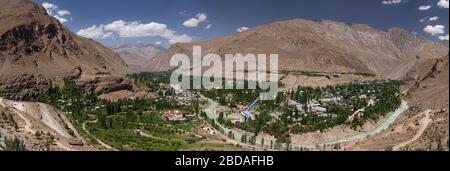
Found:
[32,0,449,47]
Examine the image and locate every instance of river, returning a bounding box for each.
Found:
[202,96,409,149]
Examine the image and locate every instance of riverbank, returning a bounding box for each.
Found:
[201,95,409,150]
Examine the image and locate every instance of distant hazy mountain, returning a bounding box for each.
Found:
[0,0,130,100]
[143,19,448,79]
[112,44,165,71]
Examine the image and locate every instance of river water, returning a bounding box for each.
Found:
[202,96,409,149]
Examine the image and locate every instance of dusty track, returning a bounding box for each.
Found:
[134,129,172,141]
[12,107,77,151]
[82,120,118,151]
[393,110,433,150]
[13,109,35,134]
[1,98,80,151]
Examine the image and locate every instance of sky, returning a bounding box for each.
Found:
[32,0,449,47]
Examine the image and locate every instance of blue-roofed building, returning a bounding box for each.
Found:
[241,111,255,120]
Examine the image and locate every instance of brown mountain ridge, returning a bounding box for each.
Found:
[144,19,448,79]
[0,0,130,100]
[111,44,164,71]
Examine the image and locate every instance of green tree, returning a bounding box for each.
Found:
[218,112,224,124]
[4,136,26,151]
[1,112,7,121]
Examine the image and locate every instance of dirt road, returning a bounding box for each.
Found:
[393,110,433,150]
[135,129,169,141]
[13,109,35,134]
[8,104,77,151]
[82,120,118,151]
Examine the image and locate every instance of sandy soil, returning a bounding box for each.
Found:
[393,110,432,150]
[0,97,96,151]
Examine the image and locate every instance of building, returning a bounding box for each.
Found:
[321,96,342,103]
[241,110,255,120]
[311,106,327,113]
[240,98,259,120]
[289,100,323,111]
[163,110,186,121]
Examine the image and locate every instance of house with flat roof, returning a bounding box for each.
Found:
[163,110,186,121]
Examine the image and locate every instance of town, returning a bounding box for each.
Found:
[202,79,402,145]
[19,68,403,150]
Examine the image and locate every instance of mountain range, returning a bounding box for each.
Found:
[111,43,164,71]
[144,19,448,80]
[0,0,448,151]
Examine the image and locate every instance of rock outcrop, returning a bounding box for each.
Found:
[0,0,130,100]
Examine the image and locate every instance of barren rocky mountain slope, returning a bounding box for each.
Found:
[142,18,449,151]
[0,0,130,100]
[0,97,98,151]
[404,54,449,109]
[144,19,448,79]
[112,44,164,71]
[346,54,449,151]
[0,0,448,151]
[403,54,449,150]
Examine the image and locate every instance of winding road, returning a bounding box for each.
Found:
[82,120,119,151]
[393,110,432,150]
[202,96,409,149]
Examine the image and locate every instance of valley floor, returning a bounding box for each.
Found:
[1,72,448,151]
[200,95,410,150]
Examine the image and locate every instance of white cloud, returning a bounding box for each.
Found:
[419,17,427,23]
[57,10,71,16]
[104,20,168,37]
[164,32,192,44]
[418,5,431,10]
[77,25,113,39]
[155,41,162,45]
[429,16,439,21]
[437,0,449,8]
[182,13,208,27]
[53,15,69,23]
[41,2,72,23]
[204,24,212,30]
[439,34,449,40]
[423,25,445,35]
[42,2,57,11]
[420,16,440,22]
[382,0,402,5]
[236,27,249,32]
[77,20,192,44]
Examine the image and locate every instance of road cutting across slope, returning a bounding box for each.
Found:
[393,110,433,150]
